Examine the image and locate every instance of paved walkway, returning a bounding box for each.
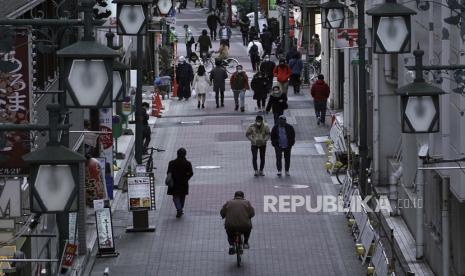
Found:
[89,4,365,276]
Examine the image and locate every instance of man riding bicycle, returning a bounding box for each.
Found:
[220,191,255,254]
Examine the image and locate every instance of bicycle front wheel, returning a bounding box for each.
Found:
[225,58,239,74]
[308,65,317,81]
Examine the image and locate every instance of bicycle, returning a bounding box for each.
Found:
[196,51,239,74]
[307,59,321,82]
[233,232,243,267]
[142,147,165,172]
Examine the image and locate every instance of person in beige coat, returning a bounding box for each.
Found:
[220,191,255,254]
[192,65,211,109]
[246,115,271,176]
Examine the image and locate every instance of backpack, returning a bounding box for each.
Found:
[232,72,245,90]
[249,42,259,57]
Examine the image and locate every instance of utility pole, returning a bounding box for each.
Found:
[357,0,369,196]
[135,34,144,164]
[284,0,290,53]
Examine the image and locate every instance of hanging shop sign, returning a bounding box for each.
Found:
[95,199,118,257]
[335,28,358,48]
[59,242,78,274]
[0,178,21,218]
[0,29,32,176]
[127,173,155,211]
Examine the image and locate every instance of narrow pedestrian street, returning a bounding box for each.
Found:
[90,3,365,276]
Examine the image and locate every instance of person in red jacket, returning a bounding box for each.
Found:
[310,74,330,125]
[273,59,292,94]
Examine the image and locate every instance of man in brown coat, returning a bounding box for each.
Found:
[167,148,193,218]
[220,191,255,254]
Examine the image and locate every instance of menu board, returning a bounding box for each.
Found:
[127,173,155,211]
[95,208,114,250]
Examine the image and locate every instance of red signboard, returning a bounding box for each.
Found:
[336,28,358,48]
[61,243,77,270]
[0,30,31,176]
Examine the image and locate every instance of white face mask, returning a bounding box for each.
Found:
[256,121,262,126]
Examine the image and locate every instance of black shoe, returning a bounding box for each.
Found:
[197,102,200,108]
[228,246,235,255]
[216,104,219,108]
[241,107,245,112]
[221,103,224,107]
[176,210,182,218]
[202,104,205,109]
[235,105,239,111]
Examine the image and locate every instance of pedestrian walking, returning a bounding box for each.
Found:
[247,38,263,72]
[273,59,292,94]
[195,29,212,58]
[288,52,303,94]
[286,46,299,63]
[141,102,151,153]
[193,65,211,109]
[218,23,232,47]
[166,148,194,218]
[181,0,187,9]
[265,85,288,125]
[184,25,195,59]
[238,15,250,46]
[310,74,330,125]
[210,58,228,108]
[230,64,250,112]
[246,115,270,176]
[260,27,273,56]
[250,70,269,111]
[207,11,221,40]
[248,26,258,43]
[259,55,276,93]
[175,56,194,100]
[270,115,295,177]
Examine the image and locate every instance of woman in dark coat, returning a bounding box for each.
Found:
[250,71,269,111]
[167,148,194,217]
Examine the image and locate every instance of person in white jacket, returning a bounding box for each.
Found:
[247,39,264,72]
[193,65,211,109]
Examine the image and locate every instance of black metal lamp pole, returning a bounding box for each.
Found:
[357,0,369,196]
[135,34,144,165]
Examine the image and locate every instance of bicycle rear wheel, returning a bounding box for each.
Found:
[225,58,239,74]
[308,65,317,81]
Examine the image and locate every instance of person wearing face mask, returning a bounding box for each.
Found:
[250,70,269,111]
[273,59,292,94]
[270,115,295,177]
[230,65,250,112]
[265,85,288,125]
[259,55,276,93]
[246,115,271,176]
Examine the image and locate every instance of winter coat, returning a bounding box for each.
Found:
[167,157,193,196]
[273,65,292,83]
[193,74,211,95]
[207,14,221,29]
[176,62,194,85]
[311,80,330,102]
[265,91,288,114]
[251,74,268,100]
[246,123,271,146]
[218,44,229,59]
[260,30,273,49]
[239,18,250,34]
[230,71,250,91]
[210,66,228,90]
[271,123,295,149]
[289,58,303,75]
[197,34,212,53]
[220,198,255,230]
[218,26,232,40]
[260,60,276,80]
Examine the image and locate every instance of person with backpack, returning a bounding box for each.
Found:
[259,55,276,93]
[247,38,263,72]
[230,64,250,112]
[218,23,232,47]
[250,70,269,112]
[288,52,304,94]
[184,25,195,60]
[273,59,292,94]
[265,85,288,125]
[210,58,228,108]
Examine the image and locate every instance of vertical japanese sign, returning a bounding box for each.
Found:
[94,199,118,257]
[0,30,31,176]
[99,108,113,198]
[268,0,276,11]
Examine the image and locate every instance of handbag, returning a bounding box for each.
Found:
[165,172,174,188]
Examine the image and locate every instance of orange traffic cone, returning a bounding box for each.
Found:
[156,92,164,110]
[172,79,178,98]
[151,94,158,117]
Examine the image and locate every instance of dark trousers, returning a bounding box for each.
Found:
[214,87,225,105]
[290,74,301,93]
[143,125,151,150]
[173,195,186,211]
[209,27,217,40]
[241,32,248,46]
[226,227,251,245]
[186,43,193,59]
[251,145,266,171]
[314,100,327,123]
[274,147,291,172]
[256,98,266,108]
[273,111,283,125]
[263,46,272,56]
[250,56,260,71]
